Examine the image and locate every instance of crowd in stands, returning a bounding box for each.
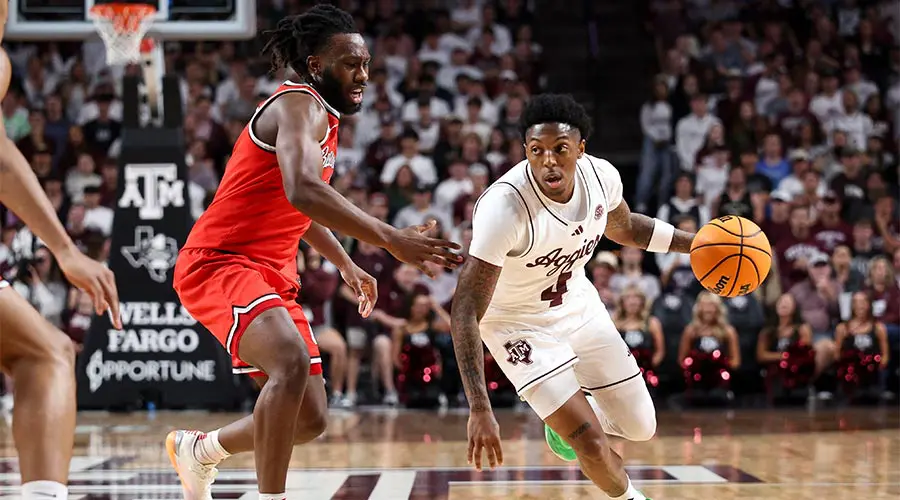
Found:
[0,0,897,412]
[641,0,900,401]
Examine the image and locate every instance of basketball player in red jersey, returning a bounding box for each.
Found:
[166,5,462,499]
[0,3,122,499]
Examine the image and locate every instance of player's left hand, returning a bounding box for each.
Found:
[56,246,122,329]
[340,264,378,318]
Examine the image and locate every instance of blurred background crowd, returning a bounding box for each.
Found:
[0,0,898,412]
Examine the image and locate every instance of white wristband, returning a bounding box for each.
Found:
[646,219,675,253]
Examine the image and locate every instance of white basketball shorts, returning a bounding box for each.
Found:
[0,279,8,290]
[480,300,641,419]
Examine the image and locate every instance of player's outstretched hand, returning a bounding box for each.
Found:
[56,247,122,329]
[340,263,378,318]
[388,220,463,278]
[467,409,503,471]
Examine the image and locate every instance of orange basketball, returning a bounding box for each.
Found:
[689,215,772,298]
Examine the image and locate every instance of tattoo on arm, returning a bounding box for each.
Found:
[450,257,502,412]
[568,422,592,440]
[606,201,695,253]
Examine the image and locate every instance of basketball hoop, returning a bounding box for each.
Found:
[89,3,157,65]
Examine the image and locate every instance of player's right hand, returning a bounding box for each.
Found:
[467,409,503,471]
[56,247,122,329]
[387,220,463,278]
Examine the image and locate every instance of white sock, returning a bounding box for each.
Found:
[610,477,645,500]
[22,480,67,500]
[259,494,286,500]
[192,429,231,465]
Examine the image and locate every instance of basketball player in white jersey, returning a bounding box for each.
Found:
[0,2,122,498]
[451,94,696,500]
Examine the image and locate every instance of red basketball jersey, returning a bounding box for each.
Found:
[182,82,340,283]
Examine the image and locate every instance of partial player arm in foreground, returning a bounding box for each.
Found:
[451,256,504,470]
[272,93,460,276]
[605,199,695,254]
[0,129,121,326]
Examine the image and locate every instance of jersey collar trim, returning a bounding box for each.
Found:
[283,81,342,119]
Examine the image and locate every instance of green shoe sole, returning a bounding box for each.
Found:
[544,424,577,462]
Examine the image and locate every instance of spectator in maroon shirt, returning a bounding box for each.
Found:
[832,245,866,294]
[716,74,746,129]
[812,191,853,252]
[873,196,900,254]
[850,218,881,277]
[789,253,842,352]
[763,195,792,240]
[893,248,900,289]
[776,88,820,145]
[336,240,398,408]
[866,256,900,348]
[98,158,118,208]
[365,117,401,180]
[829,147,868,220]
[775,204,827,289]
[298,247,348,406]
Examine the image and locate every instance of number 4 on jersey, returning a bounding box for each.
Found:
[541,272,572,307]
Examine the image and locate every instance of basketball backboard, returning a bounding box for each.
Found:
[6,0,256,41]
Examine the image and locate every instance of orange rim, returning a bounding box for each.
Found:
[89,3,157,32]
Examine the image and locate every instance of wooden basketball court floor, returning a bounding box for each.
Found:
[0,407,898,499]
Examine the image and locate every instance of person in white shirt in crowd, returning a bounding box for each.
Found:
[379,33,409,87]
[21,57,59,109]
[810,71,845,124]
[437,47,477,91]
[81,186,113,238]
[778,149,826,199]
[11,246,68,329]
[214,59,250,118]
[364,66,405,111]
[754,54,783,116]
[465,4,512,56]
[826,89,874,151]
[418,32,450,67]
[675,93,721,170]
[451,0,483,33]
[657,172,710,228]
[334,126,366,182]
[461,97,493,145]
[454,78,498,126]
[434,159,475,216]
[64,153,101,204]
[392,184,451,231]
[636,77,674,212]
[401,75,452,123]
[355,94,394,150]
[380,129,438,186]
[695,145,732,213]
[842,65,878,107]
[610,247,662,308]
[410,99,441,154]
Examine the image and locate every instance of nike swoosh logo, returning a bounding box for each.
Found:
[32,494,58,498]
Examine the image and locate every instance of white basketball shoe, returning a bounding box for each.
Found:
[166,430,218,500]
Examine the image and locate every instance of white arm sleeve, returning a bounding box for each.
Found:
[584,155,624,211]
[468,184,528,267]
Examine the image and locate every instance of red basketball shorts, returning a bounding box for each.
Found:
[173,248,321,378]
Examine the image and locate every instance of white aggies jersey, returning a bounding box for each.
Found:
[469,154,624,324]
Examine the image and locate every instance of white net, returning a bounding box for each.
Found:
[89,4,157,65]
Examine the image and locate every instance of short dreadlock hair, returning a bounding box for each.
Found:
[262,4,357,80]
[519,94,593,141]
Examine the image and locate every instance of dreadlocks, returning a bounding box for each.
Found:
[262,4,356,81]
